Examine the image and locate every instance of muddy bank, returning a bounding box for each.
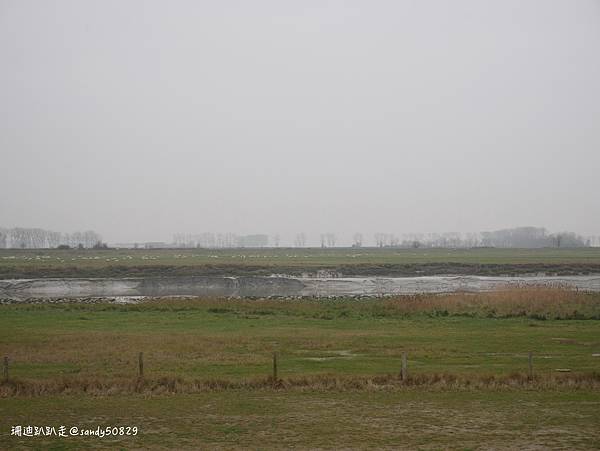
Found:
[3,262,600,280]
[1,275,600,300]
[0,276,305,299]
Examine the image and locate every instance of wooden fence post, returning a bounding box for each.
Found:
[273,352,278,381]
[528,352,533,380]
[138,352,144,378]
[3,356,8,382]
[401,352,408,381]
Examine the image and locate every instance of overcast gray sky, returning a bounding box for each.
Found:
[1,0,599,245]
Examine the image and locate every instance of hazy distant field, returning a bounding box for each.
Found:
[2,247,600,278]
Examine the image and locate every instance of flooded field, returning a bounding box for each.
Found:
[1,275,600,300]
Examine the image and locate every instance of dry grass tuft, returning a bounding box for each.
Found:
[96,287,600,319]
[2,371,599,397]
[377,287,600,319]
[6,287,600,319]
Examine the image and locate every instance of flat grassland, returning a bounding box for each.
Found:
[1,289,600,448]
[2,289,600,383]
[2,390,599,449]
[2,247,600,278]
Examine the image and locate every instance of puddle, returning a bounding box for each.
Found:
[301,349,360,361]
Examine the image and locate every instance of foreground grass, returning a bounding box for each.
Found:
[1,290,599,389]
[2,290,600,449]
[1,390,599,449]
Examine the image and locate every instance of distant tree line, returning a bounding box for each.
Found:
[3,226,589,250]
[294,233,306,247]
[320,233,337,248]
[371,227,589,249]
[173,227,592,249]
[173,233,269,248]
[0,227,103,249]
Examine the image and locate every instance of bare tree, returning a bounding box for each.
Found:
[1,228,101,249]
[374,233,389,248]
[352,232,363,248]
[47,231,61,248]
[374,233,383,248]
[326,233,336,247]
[554,234,562,248]
[294,233,306,247]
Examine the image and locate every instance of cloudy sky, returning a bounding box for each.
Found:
[1,0,599,245]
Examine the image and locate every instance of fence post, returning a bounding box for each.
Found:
[3,356,8,382]
[138,352,144,378]
[273,352,278,381]
[401,352,408,381]
[528,352,533,380]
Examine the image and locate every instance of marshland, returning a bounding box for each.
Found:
[3,0,600,448]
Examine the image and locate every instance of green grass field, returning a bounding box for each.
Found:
[2,390,599,449]
[1,293,600,382]
[2,247,600,278]
[2,290,600,449]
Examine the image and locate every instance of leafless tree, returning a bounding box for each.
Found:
[294,233,306,247]
[374,233,389,248]
[47,231,61,248]
[1,227,101,249]
[554,234,562,248]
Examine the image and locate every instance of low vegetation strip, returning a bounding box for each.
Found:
[4,288,598,319]
[2,372,600,397]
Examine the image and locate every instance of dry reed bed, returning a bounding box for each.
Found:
[6,288,600,319]
[378,288,600,319]
[123,287,600,319]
